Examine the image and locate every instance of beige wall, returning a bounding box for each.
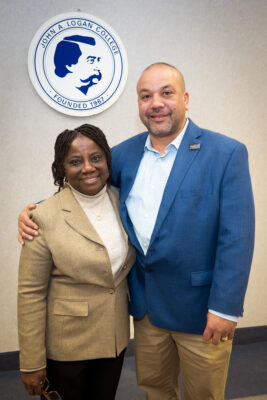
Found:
[0,0,266,352]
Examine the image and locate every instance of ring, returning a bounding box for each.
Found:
[40,381,43,385]
[221,336,228,342]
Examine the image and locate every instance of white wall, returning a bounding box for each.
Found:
[1,0,267,352]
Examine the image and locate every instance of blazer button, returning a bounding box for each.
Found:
[122,264,127,270]
[145,267,152,273]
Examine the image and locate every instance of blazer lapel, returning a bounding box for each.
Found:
[119,133,148,205]
[108,186,135,285]
[150,120,203,245]
[59,187,104,246]
[107,186,129,245]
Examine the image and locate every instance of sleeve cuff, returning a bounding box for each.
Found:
[209,309,238,322]
[20,364,46,372]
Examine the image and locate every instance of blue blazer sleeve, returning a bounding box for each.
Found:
[208,142,255,316]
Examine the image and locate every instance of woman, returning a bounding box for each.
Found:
[17,124,135,400]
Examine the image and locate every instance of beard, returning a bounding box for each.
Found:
[143,114,180,138]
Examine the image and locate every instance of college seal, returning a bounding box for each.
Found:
[28,12,128,116]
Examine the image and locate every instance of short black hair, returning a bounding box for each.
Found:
[52,124,112,190]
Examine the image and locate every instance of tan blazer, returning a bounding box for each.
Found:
[18,186,135,371]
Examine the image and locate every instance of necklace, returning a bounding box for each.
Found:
[88,192,106,221]
[68,183,107,221]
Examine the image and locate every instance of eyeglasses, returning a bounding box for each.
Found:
[41,377,62,400]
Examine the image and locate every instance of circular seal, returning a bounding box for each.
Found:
[28,12,128,116]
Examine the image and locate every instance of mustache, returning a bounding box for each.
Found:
[80,70,102,83]
[150,109,168,114]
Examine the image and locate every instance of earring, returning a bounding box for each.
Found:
[63,177,68,187]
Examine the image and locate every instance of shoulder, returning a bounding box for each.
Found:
[29,190,63,224]
[111,132,148,180]
[189,120,247,154]
[112,132,148,154]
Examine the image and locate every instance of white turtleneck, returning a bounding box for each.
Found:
[70,184,127,278]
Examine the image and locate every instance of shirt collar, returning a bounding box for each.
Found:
[144,118,189,153]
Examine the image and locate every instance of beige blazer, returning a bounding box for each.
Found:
[18,186,135,371]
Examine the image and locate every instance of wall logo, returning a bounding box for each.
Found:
[28,12,128,116]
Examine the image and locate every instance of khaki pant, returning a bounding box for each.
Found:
[134,314,232,400]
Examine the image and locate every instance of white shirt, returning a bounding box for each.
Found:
[71,185,127,278]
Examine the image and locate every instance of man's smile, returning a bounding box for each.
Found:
[149,113,170,122]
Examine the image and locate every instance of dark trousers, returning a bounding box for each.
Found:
[41,349,126,400]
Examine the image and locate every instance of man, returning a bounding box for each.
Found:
[18,63,255,400]
[53,35,102,96]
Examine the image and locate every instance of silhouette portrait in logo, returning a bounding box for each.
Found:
[54,35,102,95]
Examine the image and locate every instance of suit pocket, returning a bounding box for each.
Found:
[191,269,213,286]
[53,300,89,317]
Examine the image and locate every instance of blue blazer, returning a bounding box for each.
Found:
[112,119,255,334]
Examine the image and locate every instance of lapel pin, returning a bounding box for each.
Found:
[189,143,201,151]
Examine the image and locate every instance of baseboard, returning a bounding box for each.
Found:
[1,325,266,371]
[232,325,267,345]
[0,351,19,371]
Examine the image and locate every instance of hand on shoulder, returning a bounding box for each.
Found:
[18,203,39,245]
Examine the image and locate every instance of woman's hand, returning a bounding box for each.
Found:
[21,368,46,396]
[18,204,39,244]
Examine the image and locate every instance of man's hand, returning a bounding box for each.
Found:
[203,312,237,345]
[21,368,46,396]
[18,203,38,245]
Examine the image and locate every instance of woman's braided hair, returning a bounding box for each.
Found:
[52,124,112,191]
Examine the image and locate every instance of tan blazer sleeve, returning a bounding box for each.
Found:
[18,209,53,370]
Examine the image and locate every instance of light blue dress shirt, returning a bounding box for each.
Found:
[125,119,237,323]
[126,120,188,254]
